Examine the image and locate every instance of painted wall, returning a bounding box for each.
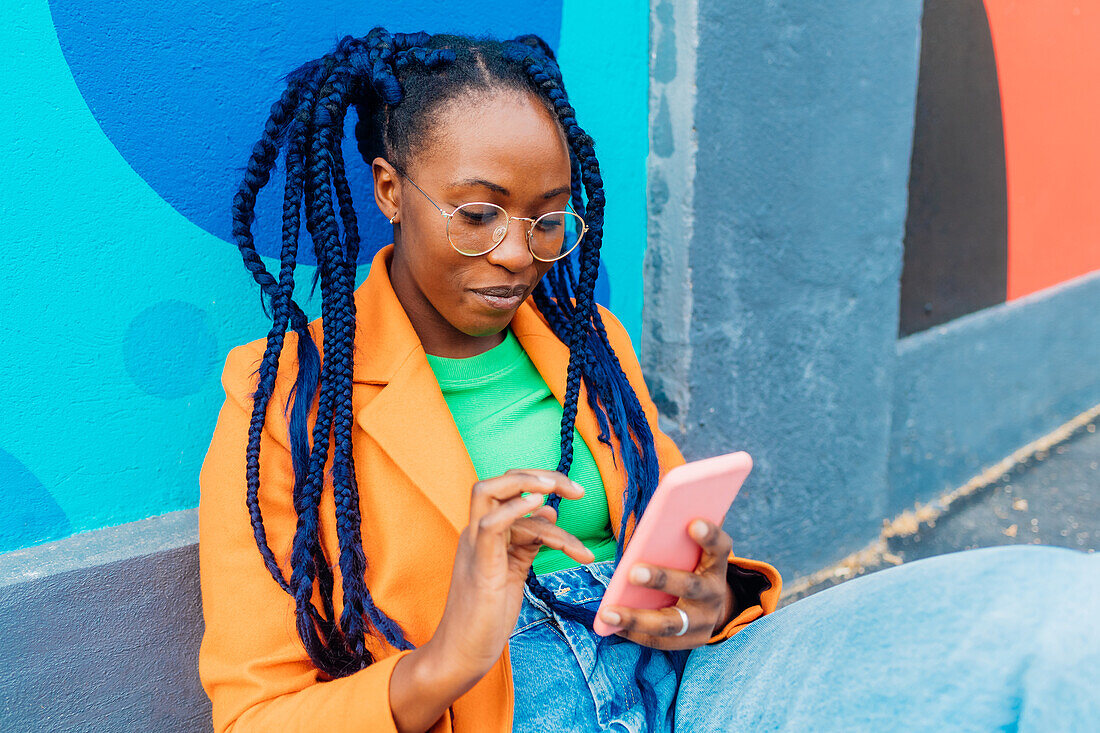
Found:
[889,0,1100,514]
[1,0,647,553]
[899,0,1100,336]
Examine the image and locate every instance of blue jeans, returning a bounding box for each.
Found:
[509,545,1100,732]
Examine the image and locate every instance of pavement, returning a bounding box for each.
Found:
[783,410,1099,604]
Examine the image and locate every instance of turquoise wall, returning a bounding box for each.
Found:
[0,0,647,552]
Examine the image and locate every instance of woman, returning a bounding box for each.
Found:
[199,28,1099,733]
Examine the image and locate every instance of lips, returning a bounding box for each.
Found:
[471,284,529,311]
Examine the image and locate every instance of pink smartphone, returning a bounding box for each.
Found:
[592,451,753,637]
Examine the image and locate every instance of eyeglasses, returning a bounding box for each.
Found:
[393,168,588,263]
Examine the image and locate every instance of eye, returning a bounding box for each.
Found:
[535,214,564,232]
[456,204,502,226]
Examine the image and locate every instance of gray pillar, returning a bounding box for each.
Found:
[645,0,923,578]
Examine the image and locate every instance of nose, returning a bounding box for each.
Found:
[484,216,534,272]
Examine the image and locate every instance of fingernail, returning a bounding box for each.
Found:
[603,610,621,624]
[692,520,708,536]
[572,480,584,494]
[631,566,651,584]
[524,493,545,505]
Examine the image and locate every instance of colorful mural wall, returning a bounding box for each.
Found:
[900,0,1100,336]
[1,0,647,552]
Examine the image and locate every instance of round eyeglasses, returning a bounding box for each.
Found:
[393,168,588,263]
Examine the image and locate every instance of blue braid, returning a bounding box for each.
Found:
[288,39,425,674]
[235,57,326,594]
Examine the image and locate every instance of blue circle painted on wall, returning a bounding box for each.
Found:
[48,1,564,265]
[124,301,218,399]
[0,448,72,553]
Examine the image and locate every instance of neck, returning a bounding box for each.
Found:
[386,254,507,358]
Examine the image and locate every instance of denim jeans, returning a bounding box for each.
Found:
[509,545,1100,732]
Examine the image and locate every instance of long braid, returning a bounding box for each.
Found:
[237,57,329,597]
[303,57,372,668]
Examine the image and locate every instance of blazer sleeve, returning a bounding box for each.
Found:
[198,343,426,733]
[594,305,783,645]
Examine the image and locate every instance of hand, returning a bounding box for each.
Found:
[425,469,595,685]
[598,518,736,650]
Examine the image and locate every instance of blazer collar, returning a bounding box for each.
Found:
[352,244,628,537]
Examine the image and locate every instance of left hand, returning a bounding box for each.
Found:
[598,518,737,650]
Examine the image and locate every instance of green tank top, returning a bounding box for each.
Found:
[424,327,617,574]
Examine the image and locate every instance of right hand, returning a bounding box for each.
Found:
[426,469,595,683]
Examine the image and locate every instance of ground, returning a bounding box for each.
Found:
[784,415,1099,604]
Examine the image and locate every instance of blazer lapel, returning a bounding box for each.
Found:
[352,246,477,536]
[356,356,478,535]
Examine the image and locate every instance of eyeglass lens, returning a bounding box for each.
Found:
[447,203,584,261]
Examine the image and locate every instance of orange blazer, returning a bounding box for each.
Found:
[198,244,782,733]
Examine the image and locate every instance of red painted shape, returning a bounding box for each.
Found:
[984,0,1100,299]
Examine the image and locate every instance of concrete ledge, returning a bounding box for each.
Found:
[890,269,1100,515]
[0,509,210,732]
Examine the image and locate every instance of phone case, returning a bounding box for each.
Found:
[592,451,753,636]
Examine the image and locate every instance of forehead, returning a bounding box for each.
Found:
[410,91,571,194]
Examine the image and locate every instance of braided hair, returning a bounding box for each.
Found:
[230,27,688,726]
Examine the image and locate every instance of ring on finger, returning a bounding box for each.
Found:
[673,606,690,637]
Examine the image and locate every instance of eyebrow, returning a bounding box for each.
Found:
[452,177,572,200]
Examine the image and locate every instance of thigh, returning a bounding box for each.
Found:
[674,545,1100,732]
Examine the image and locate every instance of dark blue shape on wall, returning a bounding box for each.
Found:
[48,1,563,265]
[0,449,72,553]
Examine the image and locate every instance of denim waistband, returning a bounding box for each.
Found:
[514,559,617,633]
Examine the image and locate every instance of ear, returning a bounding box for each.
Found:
[371,157,401,224]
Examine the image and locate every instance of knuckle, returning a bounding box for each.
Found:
[652,568,668,589]
[685,576,704,598]
[472,480,489,496]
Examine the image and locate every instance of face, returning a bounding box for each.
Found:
[372,90,572,358]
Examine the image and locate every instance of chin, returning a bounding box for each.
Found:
[461,317,511,338]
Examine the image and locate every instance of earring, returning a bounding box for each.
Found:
[389,213,398,224]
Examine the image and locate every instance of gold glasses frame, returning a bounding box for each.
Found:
[392,167,588,263]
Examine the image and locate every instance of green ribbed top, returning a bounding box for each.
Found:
[425,328,617,574]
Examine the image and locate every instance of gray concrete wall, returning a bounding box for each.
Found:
[645,0,925,578]
[0,511,210,732]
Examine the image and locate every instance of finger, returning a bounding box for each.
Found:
[528,504,558,523]
[473,492,548,549]
[507,469,585,503]
[468,470,583,525]
[687,518,734,573]
[510,517,595,564]
[600,604,702,640]
[625,563,719,603]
